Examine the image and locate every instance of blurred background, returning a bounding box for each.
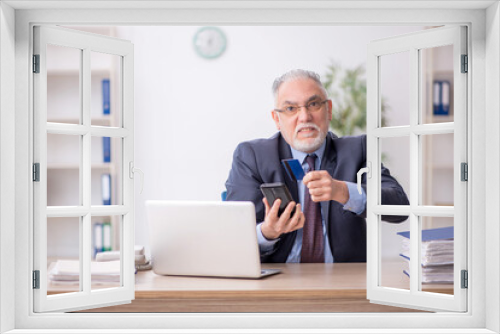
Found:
[46,26,455,281]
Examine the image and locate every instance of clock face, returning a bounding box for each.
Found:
[193,27,227,59]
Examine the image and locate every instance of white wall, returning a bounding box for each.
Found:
[115,25,424,257]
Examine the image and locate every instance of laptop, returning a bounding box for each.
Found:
[145,200,281,279]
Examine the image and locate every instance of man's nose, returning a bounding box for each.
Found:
[297,107,313,121]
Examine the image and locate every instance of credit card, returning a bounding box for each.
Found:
[281,159,305,181]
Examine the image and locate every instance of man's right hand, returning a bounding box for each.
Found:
[260,197,305,240]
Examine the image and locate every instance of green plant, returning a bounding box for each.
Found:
[322,61,388,136]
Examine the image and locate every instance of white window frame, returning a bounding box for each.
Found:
[1,2,499,333]
[33,25,135,313]
[366,26,468,312]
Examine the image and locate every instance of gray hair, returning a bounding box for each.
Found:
[272,69,328,103]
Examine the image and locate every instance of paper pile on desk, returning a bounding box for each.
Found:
[401,259,454,283]
[398,226,454,283]
[95,245,152,271]
[49,260,120,285]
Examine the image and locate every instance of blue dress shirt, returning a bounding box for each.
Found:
[256,141,367,262]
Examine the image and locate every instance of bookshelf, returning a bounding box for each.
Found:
[421,44,454,230]
[46,26,122,261]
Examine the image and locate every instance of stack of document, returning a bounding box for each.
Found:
[95,245,152,271]
[398,226,454,283]
[48,260,120,285]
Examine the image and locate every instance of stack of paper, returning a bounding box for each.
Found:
[95,245,152,271]
[49,260,120,285]
[398,226,454,283]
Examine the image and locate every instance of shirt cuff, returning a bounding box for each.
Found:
[256,222,279,253]
[343,181,367,215]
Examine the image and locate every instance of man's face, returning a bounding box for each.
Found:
[272,78,333,153]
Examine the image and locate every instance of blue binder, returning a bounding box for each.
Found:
[103,137,111,163]
[433,80,450,116]
[102,79,110,115]
[102,222,112,251]
[93,222,103,257]
[101,173,111,205]
[397,226,454,241]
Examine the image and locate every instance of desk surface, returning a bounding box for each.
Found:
[60,263,453,313]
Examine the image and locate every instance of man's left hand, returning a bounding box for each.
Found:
[302,171,349,204]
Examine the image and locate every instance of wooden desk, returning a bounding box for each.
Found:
[64,263,452,313]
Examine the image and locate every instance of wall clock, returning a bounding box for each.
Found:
[193,27,227,59]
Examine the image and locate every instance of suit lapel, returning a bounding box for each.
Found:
[278,135,299,202]
[276,134,299,259]
[320,133,337,238]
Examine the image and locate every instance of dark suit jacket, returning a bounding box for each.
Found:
[225,132,409,263]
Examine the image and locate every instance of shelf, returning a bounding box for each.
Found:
[47,116,112,126]
[47,257,77,269]
[434,202,454,206]
[425,115,454,123]
[425,164,453,170]
[48,163,113,170]
[47,68,111,76]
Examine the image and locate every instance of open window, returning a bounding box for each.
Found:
[366,26,467,312]
[1,0,496,330]
[33,25,135,312]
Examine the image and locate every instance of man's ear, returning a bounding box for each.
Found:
[271,110,281,130]
[327,100,333,121]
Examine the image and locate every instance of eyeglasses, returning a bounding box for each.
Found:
[274,100,328,116]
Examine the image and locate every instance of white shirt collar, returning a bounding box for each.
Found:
[290,140,327,167]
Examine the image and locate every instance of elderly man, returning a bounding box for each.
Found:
[225,69,409,263]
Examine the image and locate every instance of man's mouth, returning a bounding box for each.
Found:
[294,123,321,139]
[296,126,319,138]
[298,127,317,133]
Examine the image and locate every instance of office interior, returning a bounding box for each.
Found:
[46,25,455,312]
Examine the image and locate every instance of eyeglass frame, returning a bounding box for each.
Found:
[273,99,329,116]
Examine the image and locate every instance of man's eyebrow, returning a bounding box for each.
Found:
[306,95,322,102]
[282,95,323,106]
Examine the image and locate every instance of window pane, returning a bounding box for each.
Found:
[46,44,81,124]
[380,136,410,205]
[91,137,123,205]
[91,215,122,290]
[47,133,81,206]
[380,51,410,127]
[381,215,410,290]
[420,133,454,206]
[420,216,454,295]
[47,217,81,295]
[420,45,454,124]
[91,52,122,127]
